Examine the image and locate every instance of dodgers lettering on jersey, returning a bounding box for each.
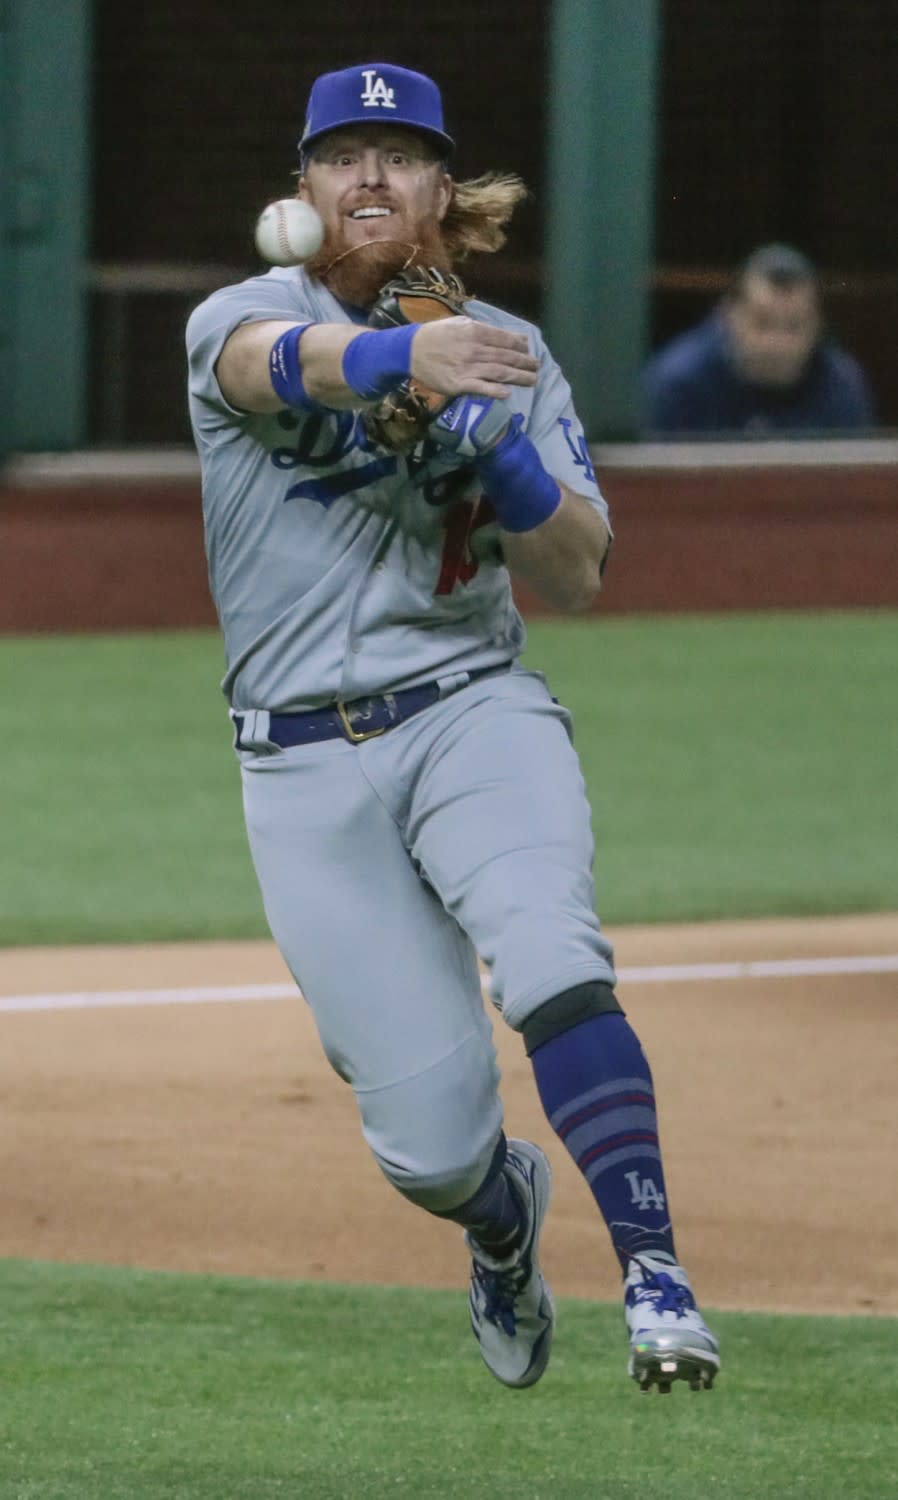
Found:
[186,267,609,712]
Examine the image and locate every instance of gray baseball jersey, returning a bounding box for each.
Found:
[186,267,617,1211]
[186,267,609,711]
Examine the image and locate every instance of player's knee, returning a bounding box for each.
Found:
[373,1131,502,1214]
[489,905,617,1034]
[518,979,623,1055]
[355,1032,503,1213]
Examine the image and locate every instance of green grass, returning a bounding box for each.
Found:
[0,1259,894,1500]
[1,611,896,945]
[535,610,898,923]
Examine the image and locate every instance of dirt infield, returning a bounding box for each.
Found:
[2,912,896,1317]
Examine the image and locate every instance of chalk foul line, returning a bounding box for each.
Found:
[0,953,896,1014]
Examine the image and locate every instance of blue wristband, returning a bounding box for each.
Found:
[269,324,328,412]
[476,416,562,533]
[341,325,416,400]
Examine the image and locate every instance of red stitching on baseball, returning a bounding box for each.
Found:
[275,204,290,260]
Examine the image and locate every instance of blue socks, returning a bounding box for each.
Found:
[437,1136,525,1259]
[432,1014,678,1272]
[529,1012,677,1271]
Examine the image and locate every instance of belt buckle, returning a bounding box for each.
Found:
[337,698,387,743]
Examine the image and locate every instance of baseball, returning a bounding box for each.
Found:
[254,199,324,266]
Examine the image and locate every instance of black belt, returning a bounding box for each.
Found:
[234,664,510,750]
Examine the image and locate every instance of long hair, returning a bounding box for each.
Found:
[440,172,529,260]
[294,165,530,302]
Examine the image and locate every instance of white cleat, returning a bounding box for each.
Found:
[466,1139,555,1389]
[624,1254,720,1394]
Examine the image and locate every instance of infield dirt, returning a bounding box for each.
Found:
[2,912,896,1317]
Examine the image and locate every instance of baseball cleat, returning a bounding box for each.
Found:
[624,1254,720,1394]
[466,1138,555,1389]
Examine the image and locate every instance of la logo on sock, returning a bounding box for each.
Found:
[624,1171,666,1212]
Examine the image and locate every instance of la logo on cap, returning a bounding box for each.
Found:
[360,69,397,109]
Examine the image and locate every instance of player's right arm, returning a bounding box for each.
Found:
[216,318,539,414]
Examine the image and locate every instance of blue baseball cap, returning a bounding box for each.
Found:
[299,63,454,158]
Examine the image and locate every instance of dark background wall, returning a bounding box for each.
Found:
[90,0,898,442]
[5,459,897,631]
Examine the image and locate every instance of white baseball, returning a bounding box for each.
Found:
[254,199,324,266]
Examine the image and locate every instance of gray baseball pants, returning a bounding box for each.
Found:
[238,666,616,1212]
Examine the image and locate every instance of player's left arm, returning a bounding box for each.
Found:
[499,483,610,613]
[503,337,613,612]
[430,331,611,611]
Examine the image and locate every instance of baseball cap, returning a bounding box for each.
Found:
[299,63,454,158]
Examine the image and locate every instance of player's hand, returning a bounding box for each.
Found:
[429,395,513,458]
[410,317,539,400]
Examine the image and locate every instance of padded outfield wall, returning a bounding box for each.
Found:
[1,442,896,633]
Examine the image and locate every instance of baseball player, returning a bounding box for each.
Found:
[186,61,719,1394]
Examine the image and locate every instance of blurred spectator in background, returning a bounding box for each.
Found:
[643,244,875,437]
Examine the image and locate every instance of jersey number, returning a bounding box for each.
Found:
[435,499,494,595]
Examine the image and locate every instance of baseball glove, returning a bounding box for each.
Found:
[363,267,468,452]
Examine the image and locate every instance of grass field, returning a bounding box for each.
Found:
[3,612,896,1497]
[3,1260,895,1500]
[2,610,897,945]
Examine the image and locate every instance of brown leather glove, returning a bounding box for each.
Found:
[362,267,468,452]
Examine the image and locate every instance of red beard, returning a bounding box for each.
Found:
[303,215,454,309]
